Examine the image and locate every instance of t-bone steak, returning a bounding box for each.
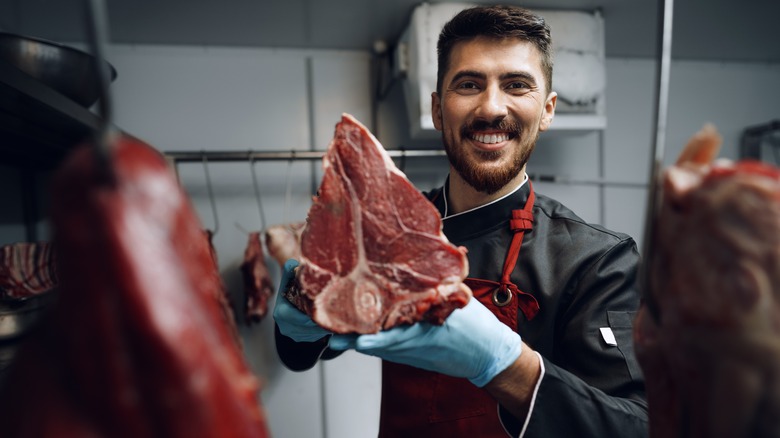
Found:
[285,113,471,334]
[634,124,780,438]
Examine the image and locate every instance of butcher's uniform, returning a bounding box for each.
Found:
[275,176,648,437]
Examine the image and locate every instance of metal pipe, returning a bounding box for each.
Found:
[640,0,675,323]
[163,149,448,163]
[85,0,115,184]
[165,151,647,188]
[528,174,646,189]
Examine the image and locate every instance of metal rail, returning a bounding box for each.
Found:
[163,149,647,188]
[163,149,448,162]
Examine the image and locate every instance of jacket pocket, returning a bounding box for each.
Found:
[607,310,643,380]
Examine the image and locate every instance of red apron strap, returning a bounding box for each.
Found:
[499,182,540,320]
[500,184,535,283]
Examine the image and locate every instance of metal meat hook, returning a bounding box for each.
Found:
[249,155,267,230]
[201,152,220,236]
[284,151,295,223]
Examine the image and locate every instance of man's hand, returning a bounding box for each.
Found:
[329,297,522,387]
[272,259,331,342]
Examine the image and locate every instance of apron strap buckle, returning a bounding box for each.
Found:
[502,283,541,321]
[492,285,513,307]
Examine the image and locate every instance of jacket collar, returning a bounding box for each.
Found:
[432,174,531,242]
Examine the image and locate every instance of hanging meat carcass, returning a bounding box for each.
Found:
[0,133,269,438]
[241,232,274,324]
[284,114,471,334]
[203,229,242,345]
[635,124,780,438]
[264,221,305,268]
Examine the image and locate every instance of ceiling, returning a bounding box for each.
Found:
[1,0,779,63]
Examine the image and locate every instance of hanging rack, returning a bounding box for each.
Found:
[164,148,646,188]
[164,148,447,163]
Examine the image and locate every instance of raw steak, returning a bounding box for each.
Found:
[265,221,305,268]
[0,133,269,437]
[286,114,471,334]
[241,232,274,324]
[204,229,242,346]
[635,124,780,438]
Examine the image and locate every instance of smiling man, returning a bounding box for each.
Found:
[433,33,555,209]
[274,5,648,437]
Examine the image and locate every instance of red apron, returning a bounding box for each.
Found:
[378,184,541,437]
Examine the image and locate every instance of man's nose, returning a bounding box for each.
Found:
[474,85,508,121]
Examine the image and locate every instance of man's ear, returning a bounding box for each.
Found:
[431,92,443,131]
[539,91,557,132]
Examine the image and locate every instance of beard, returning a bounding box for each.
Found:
[442,118,538,195]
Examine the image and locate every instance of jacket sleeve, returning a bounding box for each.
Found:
[499,238,649,437]
[274,324,343,371]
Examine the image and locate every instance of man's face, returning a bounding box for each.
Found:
[432,36,557,195]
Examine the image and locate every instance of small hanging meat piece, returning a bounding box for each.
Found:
[264,221,305,268]
[635,124,780,438]
[204,229,242,345]
[0,133,269,437]
[241,232,274,324]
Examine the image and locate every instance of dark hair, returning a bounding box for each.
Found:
[436,5,553,95]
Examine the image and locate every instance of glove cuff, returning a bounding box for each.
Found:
[469,331,522,387]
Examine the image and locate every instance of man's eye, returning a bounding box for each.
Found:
[507,82,530,90]
[453,81,480,94]
[457,81,479,89]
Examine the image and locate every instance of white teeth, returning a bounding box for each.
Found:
[472,133,509,144]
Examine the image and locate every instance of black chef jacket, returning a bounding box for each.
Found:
[275,177,649,437]
[430,178,648,437]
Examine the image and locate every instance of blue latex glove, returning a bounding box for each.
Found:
[272,259,332,342]
[329,297,522,387]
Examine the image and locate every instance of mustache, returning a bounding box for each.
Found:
[461,118,522,138]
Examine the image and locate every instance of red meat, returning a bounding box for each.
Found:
[0,133,268,437]
[635,124,780,438]
[241,232,274,324]
[204,229,242,346]
[286,114,471,334]
[264,222,305,268]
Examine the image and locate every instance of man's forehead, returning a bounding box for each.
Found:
[444,37,544,79]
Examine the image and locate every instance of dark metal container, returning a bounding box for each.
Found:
[0,31,116,108]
